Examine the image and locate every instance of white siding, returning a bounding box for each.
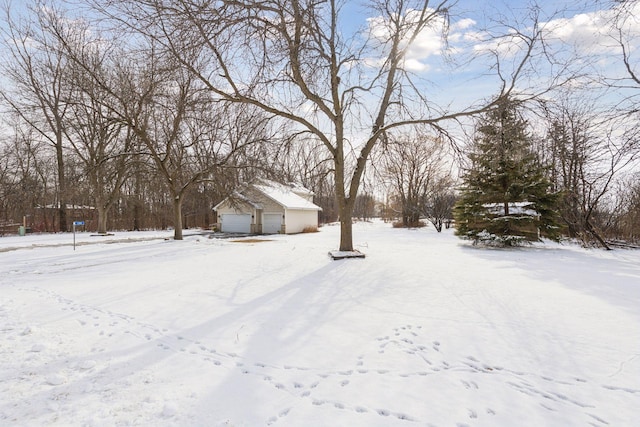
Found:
[284,210,318,234]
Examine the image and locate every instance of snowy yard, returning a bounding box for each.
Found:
[1,221,638,426]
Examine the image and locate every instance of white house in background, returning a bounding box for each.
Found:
[213,179,322,234]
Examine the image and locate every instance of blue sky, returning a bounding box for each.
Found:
[1,0,634,114]
[336,0,636,110]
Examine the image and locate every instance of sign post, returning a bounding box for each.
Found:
[73,221,84,250]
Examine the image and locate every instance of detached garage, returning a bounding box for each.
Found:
[214,179,322,234]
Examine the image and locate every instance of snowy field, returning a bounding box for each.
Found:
[1,221,639,426]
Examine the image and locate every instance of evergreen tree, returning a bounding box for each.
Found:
[454,99,561,246]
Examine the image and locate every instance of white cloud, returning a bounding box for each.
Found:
[537,3,640,57]
[541,11,617,55]
[464,3,640,61]
[362,2,640,75]
[452,18,476,31]
[365,8,476,71]
[403,58,430,72]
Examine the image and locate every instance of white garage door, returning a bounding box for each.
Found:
[221,214,251,233]
[262,213,282,234]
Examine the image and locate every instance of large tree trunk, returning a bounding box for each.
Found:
[339,212,354,252]
[96,205,108,234]
[55,138,68,232]
[57,204,67,233]
[133,198,141,231]
[173,196,183,240]
[337,192,356,251]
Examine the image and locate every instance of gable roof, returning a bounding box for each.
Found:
[251,179,321,211]
[214,179,322,211]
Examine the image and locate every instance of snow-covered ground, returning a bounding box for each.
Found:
[1,221,638,426]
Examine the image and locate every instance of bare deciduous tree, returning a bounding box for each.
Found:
[90,0,560,252]
[1,1,74,231]
[542,96,637,248]
[42,8,272,239]
[422,177,456,232]
[378,131,452,228]
[59,28,137,234]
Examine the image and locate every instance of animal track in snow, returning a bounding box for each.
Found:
[266,406,292,426]
[461,380,479,390]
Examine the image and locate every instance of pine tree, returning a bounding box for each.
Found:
[454,99,561,246]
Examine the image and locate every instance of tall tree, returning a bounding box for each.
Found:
[454,98,560,246]
[0,120,53,231]
[541,95,638,248]
[1,2,74,231]
[62,28,137,234]
[45,11,270,239]
[93,0,555,252]
[378,131,450,227]
[617,173,640,243]
[119,64,271,240]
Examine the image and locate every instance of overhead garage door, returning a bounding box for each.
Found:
[221,214,251,233]
[262,213,282,234]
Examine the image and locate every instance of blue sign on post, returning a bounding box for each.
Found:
[72,221,84,250]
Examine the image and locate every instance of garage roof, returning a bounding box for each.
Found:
[252,180,321,211]
[214,179,322,211]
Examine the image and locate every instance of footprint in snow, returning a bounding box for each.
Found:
[45,374,66,386]
[30,343,46,352]
[77,360,96,370]
[395,412,416,421]
[161,403,178,418]
[279,408,291,417]
[461,380,478,390]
